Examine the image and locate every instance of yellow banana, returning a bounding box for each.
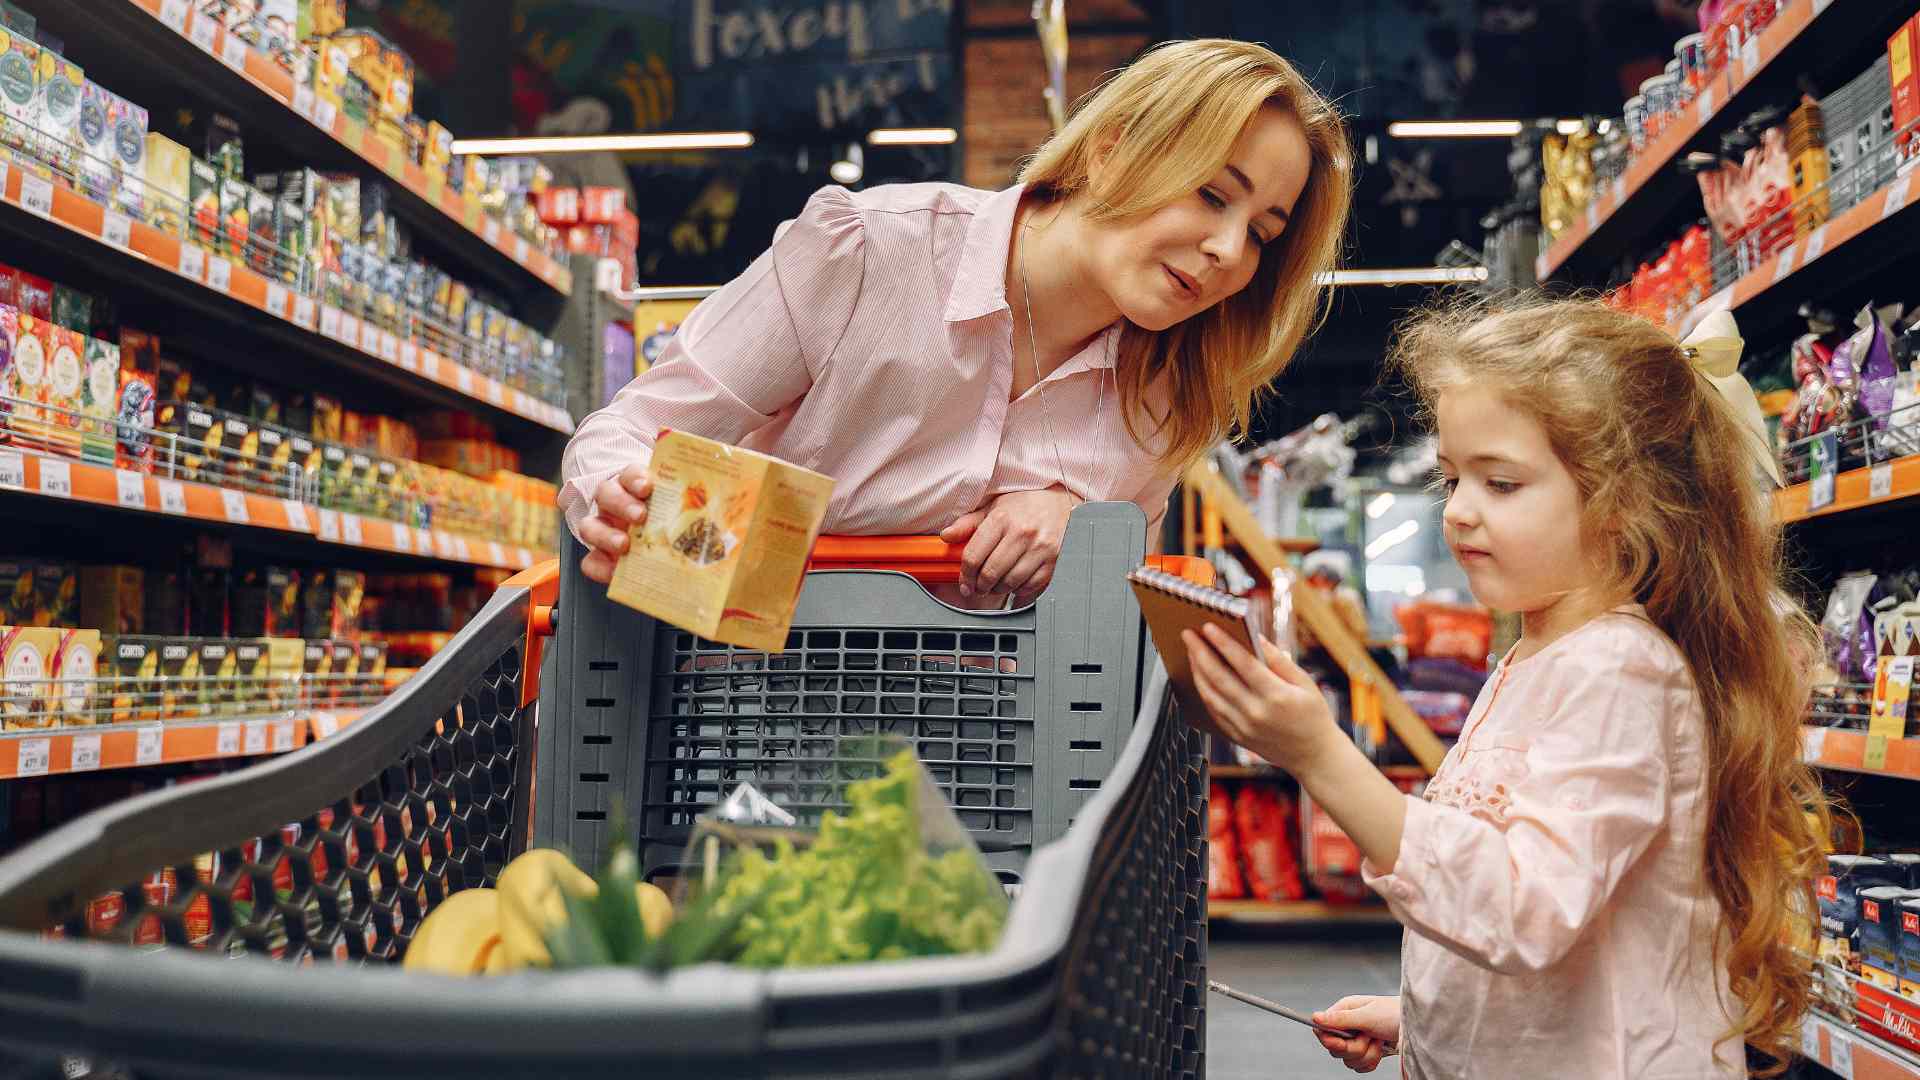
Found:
[497,848,597,968]
[403,888,501,975]
[635,881,673,940]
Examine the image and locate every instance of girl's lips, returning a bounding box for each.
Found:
[1163,264,1198,298]
[1455,546,1492,561]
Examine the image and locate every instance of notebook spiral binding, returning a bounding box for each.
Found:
[1127,567,1251,619]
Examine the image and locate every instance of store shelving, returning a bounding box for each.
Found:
[1212,763,1429,784]
[0,157,572,436]
[1207,899,1398,926]
[29,0,572,302]
[0,444,544,572]
[1774,451,1920,525]
[1806,1008,1920,1080]
[1802,725,1920,782]
[1535,0,1899,284]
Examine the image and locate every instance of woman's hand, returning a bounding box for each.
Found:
[1313,995,1401,1073]
[576,465,653,585]
[1181,624,1341,772]
[940,487,1079,607]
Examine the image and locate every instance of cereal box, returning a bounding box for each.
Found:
[35,49,82,177]
[1,625,56,730]
[109,94,147,219]
[80,336,117,465]
[608,431,836,651]
[51,628,100,727]
[144,133,189,237]
[0,29,38,155]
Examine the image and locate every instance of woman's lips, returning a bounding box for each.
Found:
[1163,264,1198,299]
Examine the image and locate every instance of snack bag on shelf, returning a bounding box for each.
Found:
[1208,781,1247,900]
[1233,783,1306,902]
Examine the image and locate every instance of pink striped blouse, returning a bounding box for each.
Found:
[559,182,1179,543]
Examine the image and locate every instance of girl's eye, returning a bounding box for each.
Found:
[1488,479,1520,494]
[1434,475,1458,495]
[1199,187,1226,209]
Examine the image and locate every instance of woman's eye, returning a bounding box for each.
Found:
[1199,187,1226,209]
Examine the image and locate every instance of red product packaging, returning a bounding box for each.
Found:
[0,262,17,308]
[581,186,626,224]
[15,274,52,322]
[1892,17,1920,161]
[1234,784,1306,902]
[536,187,580,225]
[1208,782,1247,900]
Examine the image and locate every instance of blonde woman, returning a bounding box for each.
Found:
[563,39,1353,607]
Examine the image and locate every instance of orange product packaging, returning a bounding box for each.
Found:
[1892,17,1920,161]
[1234,783,1306,902]
[608,431,835,652]
[1208,782,1246,900]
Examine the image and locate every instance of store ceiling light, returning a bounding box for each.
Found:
[1388,120,1523,138]
[1318,267,1488,287]
[1365,519,1422,561]
[868,127,959,146]
[448,132,755,155]
[1366,492,1397,519]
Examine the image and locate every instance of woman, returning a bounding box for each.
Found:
[563,38,1352,607]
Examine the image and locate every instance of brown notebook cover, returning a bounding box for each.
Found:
[1128,566,1265,719]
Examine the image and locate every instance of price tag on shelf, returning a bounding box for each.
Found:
[19,174,53,219]
[341,513,363,545]
[399,341,418,371]
[1883,171,1913,219]
[311,711,339,739]
[515,547,533,568]
[38,459,70,499]
[1803,726,1828,763]
[281,498,310,531]
[189,10,219,51]
[16,738,49,778]
[391,524,412,553]
[1808,430,1838,511]
[316,508,341,542]
[215,722,241,755]
[293,84,316,121]
[1739,38,1760,81]
[1804,224,1828,264]
[157,479,187,515]
[319,305,341,338]
[419,351,440,380]
[1773,243,1797,283]
[339,313,359,345]
[266,282,289,318]
[486,381,505,407]
[206,256,231,293]
[514,237,530,263]
[179,244,206,282]
[159,0,191,31]
[1873,461,1894,500]
[220,488,249,524]
[314,97,338,132]
[487,540,507,566]
[69,734,101,773]
[455,365,474,394]
[221,32,249,70]
[483,217,501,245]
[116,469,148,510]
[1828,1022,1853,1078]
[135,724,164,765]
[1697,86,1715,122]
[415,527,433,553]
[272,721,296,753]
[381,332,399,363]
[243,721,268,755]
[293,295,317,329]
[453,536,472,562]
[102,210,132,250]
[360,322,380,355]
[0,450,25,490]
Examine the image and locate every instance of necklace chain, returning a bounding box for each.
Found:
[1019,215,1106,495]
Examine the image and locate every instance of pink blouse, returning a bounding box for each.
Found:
[1364,607,1745,1079]
[560,182,1178,542]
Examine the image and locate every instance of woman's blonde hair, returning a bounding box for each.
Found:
[1018,38,1353,466]
[1391,295,1831,1075]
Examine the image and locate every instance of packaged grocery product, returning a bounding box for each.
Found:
[1893,17,1920,165]
[44,325,86,458]
[1,625,55,729]
[28,561,76,628]
[1207,782,1246,900]
[1861,885,1916,990]
[1822,855,1899,966]
[0,29,37,155]
[80,565,143,636]
[35,48,81,177]
[247,185,276,276]
[1899,895,1920,1001]
[142,133,188,236]
[154,636,199,720]
[189,157,220,250]
[141,566,187,637]
[115,327,160,471]
[265,636,303,710]
[104,634,157,722]
[77,80,116,203]
[8,306,50,450]
[301,639,331,708]
[190,566,229,639]
[608,431,835,651]
[79,336,117,464]
[1233,783,1305,902]
[219,175,250,258]
[329,639,358,706]
[201,110,243,178]
[230,638,269,713]
[51,628,99,727]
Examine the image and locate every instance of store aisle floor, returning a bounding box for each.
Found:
[1207,931,1403,1079]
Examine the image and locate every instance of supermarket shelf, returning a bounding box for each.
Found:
[1212,763,1430,784]
[1674,163,1920,341]
[1774,454,1920,525]
[0,709,368,780]
[0,446,546,572]
[0,162,571,437]
[1802,726,1920,782]
[1208,899,1399,926]
[1537,0,1901,283]
[31,0,572,301]
[1809,1008,1920,1080]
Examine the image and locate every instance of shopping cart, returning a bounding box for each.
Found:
[0,501,1208,1079]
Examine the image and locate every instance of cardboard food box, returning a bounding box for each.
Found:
[1899,895,1920,1001]
[109,93,147,219]
[266,637,304,710]
[116,327,161,472]
[81,565,143,636]
[189,157,220,250]
[35,48,82,177]
[247,186,276,276]
[329,639,358,706]
[77,80,116,204]
[104,634,158,722]
[1824,855,1900,967]
[79,336,117,465]
[219,176,251,259]
[7,308,50,449]
[1892,17,1920,164]
[301,639,332,709]
[196,639,234,717]
[0,29,37,155]
[357,639,387,689]
[6,560,79,628]
[607,431,835,652]
[155,636,199,720]
[231,639,268,715]
[0,625,56,729]
[1861,886,1916,991]
[44,325,86,458]
[51,628,100,727]
[144,133,189,236]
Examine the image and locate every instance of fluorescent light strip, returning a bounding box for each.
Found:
[1318,267,1488,287]
[1388,120,1522,138]
[867,127,959,146]
[449,132,755,155]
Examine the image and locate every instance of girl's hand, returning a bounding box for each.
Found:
[577,465,653,585]
[1182,624,1340,772]
[940,487,1079,607]
[1313,995,1401,1074]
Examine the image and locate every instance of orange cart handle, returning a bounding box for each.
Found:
[806,536,1213,587]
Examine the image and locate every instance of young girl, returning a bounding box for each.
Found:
[1184,298,1828,1077]
[563,39,1351,608]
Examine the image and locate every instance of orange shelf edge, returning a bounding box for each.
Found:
[0,714,309,780]
[1804,726,1920,782]
[1774,454,1920,525]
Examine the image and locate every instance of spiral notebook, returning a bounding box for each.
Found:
[1128,566,1265,716]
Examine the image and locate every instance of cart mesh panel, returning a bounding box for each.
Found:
[648,628,1035,848]
[1055,692,1208,1079]
[53,645,527,965]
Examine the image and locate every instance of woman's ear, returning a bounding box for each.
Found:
[1086,128,1121,187]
